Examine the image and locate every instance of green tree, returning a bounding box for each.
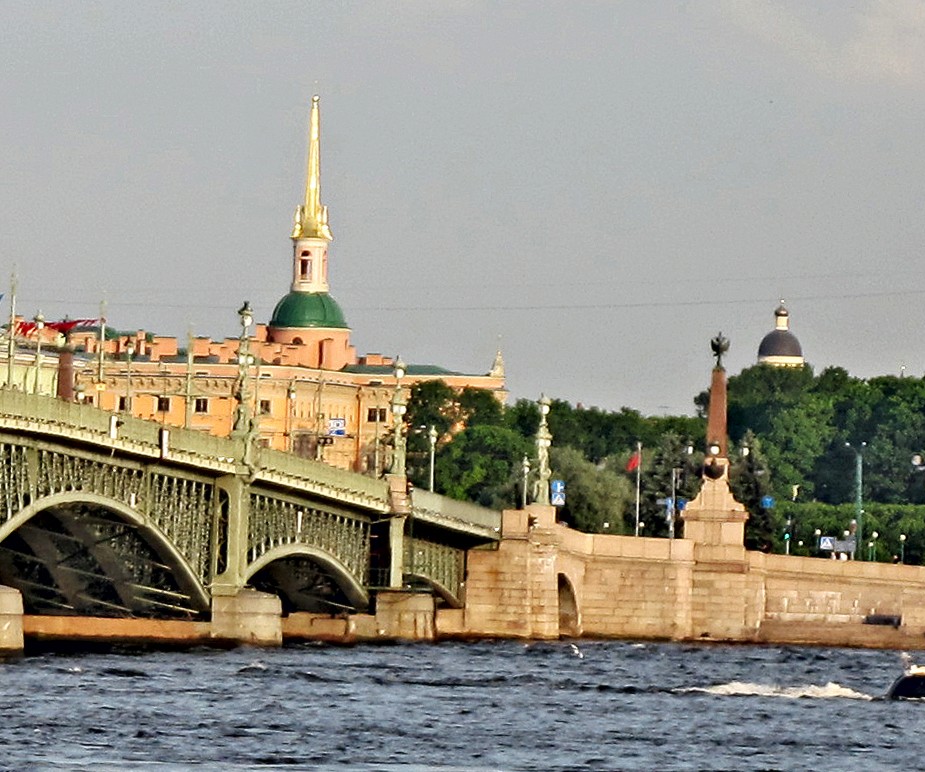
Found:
[435,424,531,508]
[458,386,503,427]
[637,433,702,538]
[404,380,505,490]
[728,430,774,551]
[761,394,835,501]
[550,447,633,534]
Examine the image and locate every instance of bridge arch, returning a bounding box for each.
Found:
[0,491,211,617]
[246,544,369,614]
[404,571,463,609]
[557,572,582,638]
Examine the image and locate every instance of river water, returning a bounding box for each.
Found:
[1,639,923,771]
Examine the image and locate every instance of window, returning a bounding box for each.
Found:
[367,407,387,423]
[259,399,271,415]
[157,396,170,412]
[118,396,129,412]
[299,250,312,281]
[194,398,208,414]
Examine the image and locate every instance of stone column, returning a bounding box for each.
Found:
[56,347,74,401]
[208,473,282,645]
[210,587,282,646]
[375,591,435,641]
[0,585,23,653]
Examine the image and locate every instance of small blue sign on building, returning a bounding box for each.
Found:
[550,479,565,507]
[328,418,347,436]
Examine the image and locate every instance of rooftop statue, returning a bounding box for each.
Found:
[711,332,729,369]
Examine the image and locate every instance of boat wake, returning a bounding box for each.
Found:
[678,680,872,700]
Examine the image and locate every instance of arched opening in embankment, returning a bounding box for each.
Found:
[557,573,581,638]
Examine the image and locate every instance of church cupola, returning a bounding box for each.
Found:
[757,300,804,367]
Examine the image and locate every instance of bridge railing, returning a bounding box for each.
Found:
[0,389,240,462]
[410,488,501,538]
[259,447,390,506]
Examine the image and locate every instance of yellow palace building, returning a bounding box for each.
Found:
[8,96,505,473]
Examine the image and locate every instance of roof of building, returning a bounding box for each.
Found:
[757,301,803,361]
[342,363,464,377]
[269,291,348,329]
[758,329,803,359]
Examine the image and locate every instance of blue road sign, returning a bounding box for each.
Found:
[550,479,565,506]
[761,495,775,509]
[819,536,835,551]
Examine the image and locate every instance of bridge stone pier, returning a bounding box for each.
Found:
[0,389,500,650]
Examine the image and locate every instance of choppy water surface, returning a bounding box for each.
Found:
[1,639,923,770]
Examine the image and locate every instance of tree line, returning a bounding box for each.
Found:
[403,365,925,563]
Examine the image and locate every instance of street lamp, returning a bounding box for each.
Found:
[869,530,879,562]
[669,467,682,539]
[368,380,383,476]
[900,533,907,564]
[428,425,437,491]
[32,311,45,394]
[535,394,552,505]
[286,380,296,453]
[390,357,407,476]
[846,441,866,558]
[521,455,530,509]
[124,339,135,413]
[232,301,254,437]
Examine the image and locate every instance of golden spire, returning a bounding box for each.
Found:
[291,95,333,241]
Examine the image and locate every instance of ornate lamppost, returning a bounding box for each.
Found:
[900,533,907,564]
[390,357,407,475]
[521,455,530,509]
[32,311,45,394]
[428,425,437,491]
[286,379,296,453]
[123,339,135,413]
[846,441,866,558]
[534,394,552,505]
[232,301,254,437]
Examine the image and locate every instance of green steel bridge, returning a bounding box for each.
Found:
[0,390,500,622]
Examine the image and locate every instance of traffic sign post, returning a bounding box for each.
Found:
[550,479,565,507]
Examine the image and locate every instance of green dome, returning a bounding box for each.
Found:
[269,292,348,329]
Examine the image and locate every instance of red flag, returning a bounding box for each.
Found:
[625,451,640,472]
[46,318,98,333]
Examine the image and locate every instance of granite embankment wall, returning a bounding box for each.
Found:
[438,504,925,650]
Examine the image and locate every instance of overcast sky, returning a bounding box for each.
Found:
[3,1,925,415]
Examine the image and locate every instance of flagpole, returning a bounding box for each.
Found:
[6,271,15,388]
[97,298,106,384]
[634,440,642,537]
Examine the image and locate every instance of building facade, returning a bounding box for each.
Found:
[8,96,505,472]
